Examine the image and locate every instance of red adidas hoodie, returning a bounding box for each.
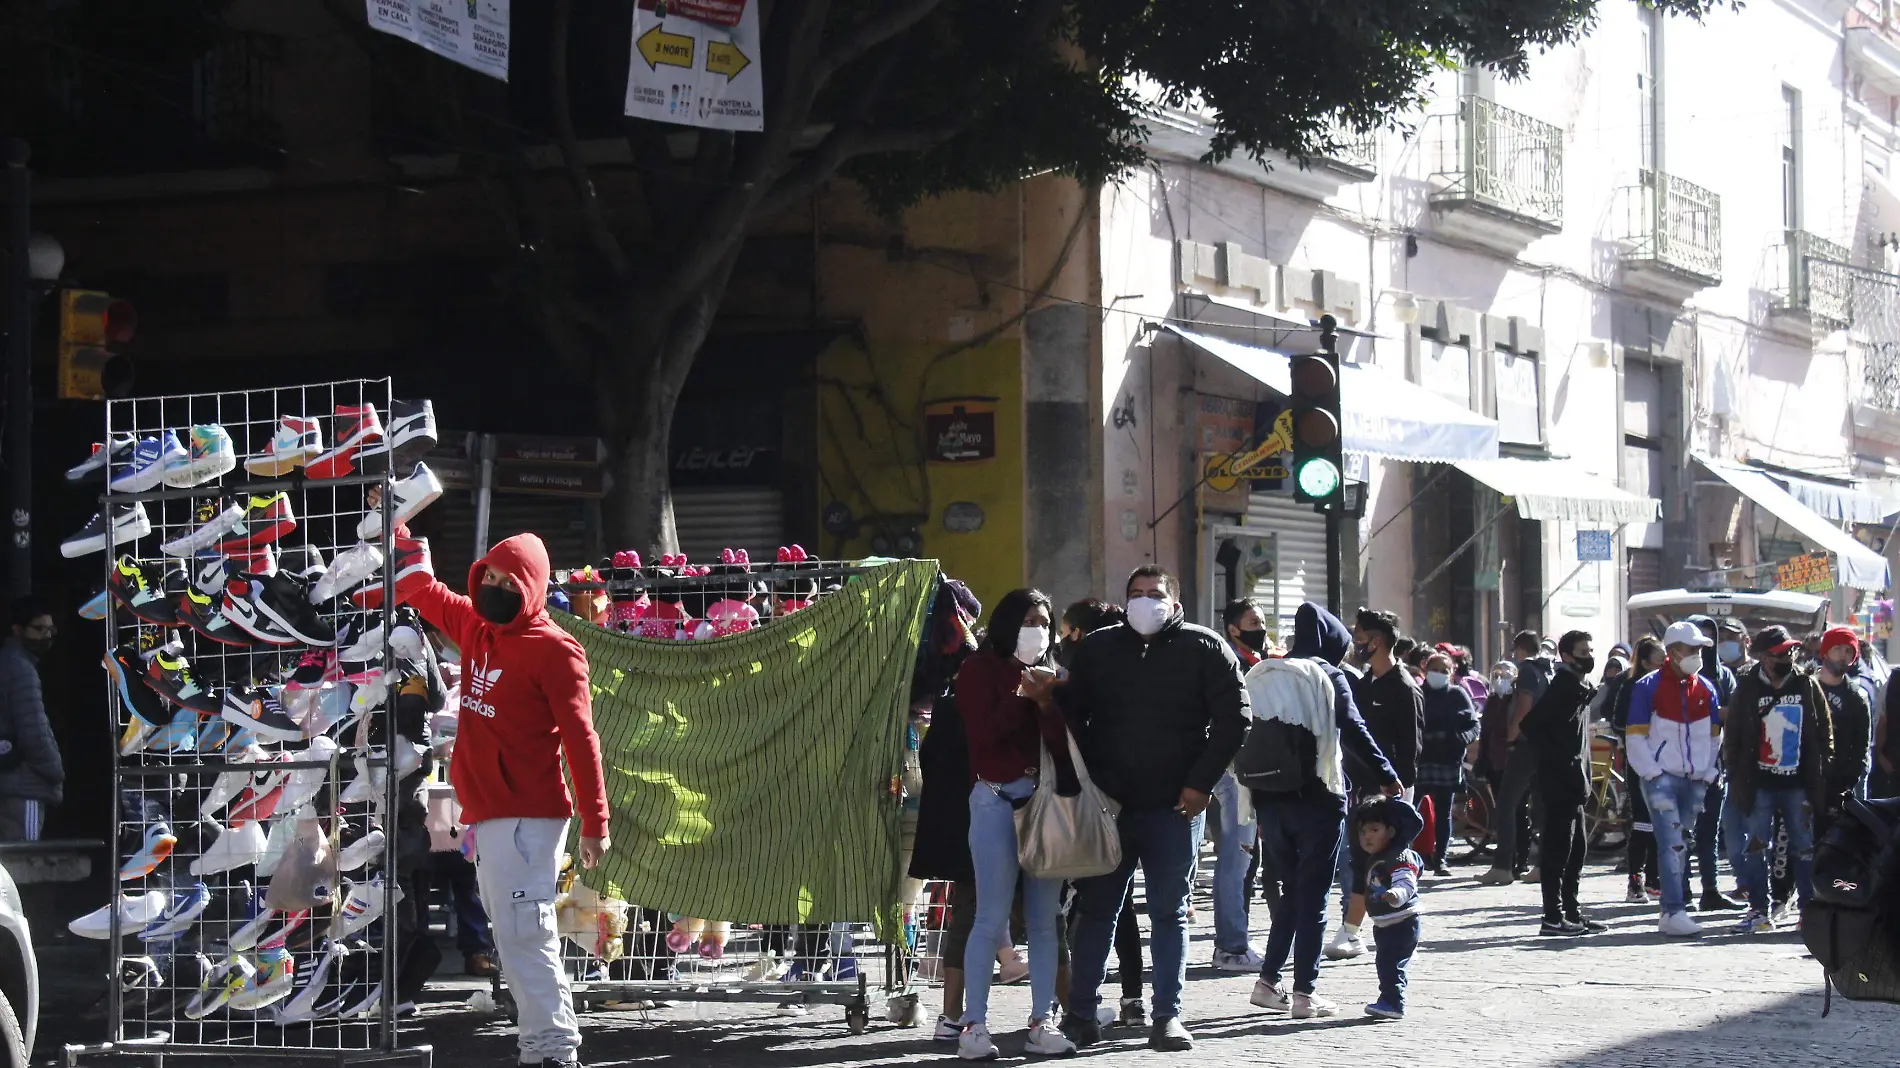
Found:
[406,532,610,838]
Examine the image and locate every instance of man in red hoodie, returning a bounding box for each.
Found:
[406,530,609,1068]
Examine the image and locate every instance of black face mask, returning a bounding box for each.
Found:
[475,584,524,625]
[1053,638,1078,669]
[1569,655,1595,676]
[20,637,51,659]
[1236,628,1267,653]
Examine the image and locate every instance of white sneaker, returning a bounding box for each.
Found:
[357,462,443,541]
[331,873,400,939]
[933,1015,961,1042]
[958,1022,1000,1061]
[337,829,385,873]
[1290,992,1337,1019]
[68,891,168,939]
[277,736,339,814]
[1213,947,1264,972]
[1323,930,1365,960]
[339,749,387,805]
[1659,910,1704,938]
[1250,978,1290,1012]
[275,940,347,1025]
[190,819,268,876]
[311,542,383,605]
[1024,1019,1076,1057]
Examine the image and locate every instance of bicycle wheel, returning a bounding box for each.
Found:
[1459,780,1496,852]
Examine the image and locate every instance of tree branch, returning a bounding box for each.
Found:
[754,116,968,220]
[551,0,632,279]
[811,0,944,88]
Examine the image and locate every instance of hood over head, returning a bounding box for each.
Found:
[1352,795,1424,861]
[468,532,553,633]
[1290,602,1352,666]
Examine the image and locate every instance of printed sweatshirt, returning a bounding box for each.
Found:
[1355,795,1425,928]
[1624,663,1722,783]
[406,531,611,838]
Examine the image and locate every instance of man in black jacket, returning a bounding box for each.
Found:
[1052,566,1248,1053]
[1350,610,1424,794]
[1521,630,1599,938]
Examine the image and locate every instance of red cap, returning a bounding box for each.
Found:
[1819,626,1860,661]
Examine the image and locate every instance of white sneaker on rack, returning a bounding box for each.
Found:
[337,829,385,873]
[275,940,347,1025]
[357,462,443,541]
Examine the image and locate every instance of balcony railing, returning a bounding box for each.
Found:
[1617,169,1722,283]
[1429,95,1564,229]
[1319,126,1378,175]
[1774,230,1852,326]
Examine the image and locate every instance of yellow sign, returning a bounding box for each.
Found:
[1228,410,1294,478]
[705,40,751,79]
[636,25,695,69]
[1775,550,1834,594]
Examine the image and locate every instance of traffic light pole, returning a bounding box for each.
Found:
[3,139,30,599]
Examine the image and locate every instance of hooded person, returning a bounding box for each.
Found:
[1349,795,1425,1020]
[403,530,608,1068]
[1241,603,1398,1021]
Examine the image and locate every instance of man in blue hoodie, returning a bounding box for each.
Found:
[1242,603,1400,1021]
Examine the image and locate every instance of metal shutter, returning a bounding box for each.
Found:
[1245,491,1331,636]
[673,487,785,564]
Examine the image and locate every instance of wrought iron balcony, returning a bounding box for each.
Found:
[1318,126,1378,178]
[1428,95,1564,231]
[1616,170,1722,285]
[1773,230,1852,327]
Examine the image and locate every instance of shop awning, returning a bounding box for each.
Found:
[1165,326,1499,463]
[1453,456,1661,526]
[1698,457,1891,590]
[1769,470,1890,524]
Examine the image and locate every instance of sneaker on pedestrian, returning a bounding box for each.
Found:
[957,1022,999,1061]
[312,542,383,605]
[1250,978,1290,1012]
[1057,1012,1101,1048]
[163,424,237,488]
[1743,910,1778,935]
[1323,928,1364,959]
[1626,880,1648,904]
[1025,1018,1077,1057]
[305,405,384,481]
[69,434,134,482]
[1539,919,1587,937]
[1568,913,1608,934]
[246,416,324,477]
[1475,865,1515,886]
[357,462,442,541]
[1659,910,1703,938]
[463,951,497,978]
[1147,1016,1193,1051]
[119,822,177,881]
[1526,866,1542,882]
[1700,888,1747,912]
[111,431,188,494]
[1213,947,1264,972]
[932,1015,961,1042]
[61,503,151,558]
[1290,992,1336,1019]
[1117,998,1146,1028]
[1430,863,1452,877]
[1364,1000,1404,1020]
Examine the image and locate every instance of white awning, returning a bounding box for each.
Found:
[1698,457,1891,590]
[1454,456,1661,526]
[1166,326,1500,463]
[1770,471,1890,524]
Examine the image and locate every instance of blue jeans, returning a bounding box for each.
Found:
[1372,916,1420,1011]
[1257,793,1345,995]
[1070,806,1204,1022]
[1333,820,1354,918]
[1641,773,1707,917]
[963,778,1062,1024]
[1211,772,1255,955]
[1740,785,1814,912]
[1683,780,1723,895]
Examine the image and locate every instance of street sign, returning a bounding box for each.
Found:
[493,463,606,498]
[492,434,605,465]
[1576,530,1613,563]
[1775,550,1834,594]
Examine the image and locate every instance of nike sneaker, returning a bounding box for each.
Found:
[348,535,431,611]
[144,643,222,715]
[140,881,212,940]
[274,939,347,1025]
[199,745,268,820]
[184,953,253,1019]
[252,909,310,953]
[120,955,162,994]
[356,399,437,475]
[163,424,237,488]
[246,416,324,477]
[247,570,336,646]
[222,686,304,743]
[229,946,296,1011]
[190,818,268,876]
[284,648,340,693]
[311,542,383,605]
[148,706,201,754]
[194,716,237,754]
[305,405,384,481]
[107,556,182,626]
[356,462,442,541]
[106,644,170,728]
[61,503,151,558]
[228,764,290,826]
[118,822,178,881]
[67,433,135,482]
[159,497,245,557]
[278,546,327,583]
[178,585,260,648]
[388,608,429,661]
[77,588,108,621]
[110,431,188,494]
[69,891,168,939]
[336,829,385,873]
[218,493,297,553]
[221,582,300,647]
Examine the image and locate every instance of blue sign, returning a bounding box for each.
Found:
[1576,530,1613,563]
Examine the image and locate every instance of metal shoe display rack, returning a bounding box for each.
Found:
[66,379,430,1067]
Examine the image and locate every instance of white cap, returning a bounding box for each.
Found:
[1663,620,1713,648]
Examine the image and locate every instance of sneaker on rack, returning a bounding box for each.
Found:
[106,644,170,728]
[110,431,188,494]
[357,462,443,541]
[140,881,212,940]
[118,716,160,758]
[118,822,178,881]
[256,808,306,879]
[216,492,297,553]
[221,581,300,647]
[228,762,291,826]
[278,545,328,584]
[230,946,296,1011]
[275,940,347,1025]
[222,687,304,743]
[106,557,180,626]
[337,829,385,873]
[339,749,387,806]
[78,588,108,621]
[246,416,325,477]
[178,585,261,649]
[145,643,222,715]
[61,503,151,558]
[312,543,383,606]
[191,819,269,877]
[68,433,135,482]
[247,570,336,646]
[195,716,238,753]
[199,745,268,820]
[163,424,237,488]
[356,399,438,475]
[305,405,385,481]
[68,891,168,939]
[148,706,201,755]
[184,953,253,1020]
[284,648,341,693]
[389,608,430,661]
[331,873,399,939]
[159,497,246,557]
[335,616,390,666]
[348,535,432,610]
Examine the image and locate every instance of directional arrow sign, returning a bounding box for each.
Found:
[705,40,750,80]
[637,24,695,70]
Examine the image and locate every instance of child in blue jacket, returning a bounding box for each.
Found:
[1352,796,1424,1019]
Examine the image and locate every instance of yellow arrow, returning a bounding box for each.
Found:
[637,24,696,70]
[705,40,751,80]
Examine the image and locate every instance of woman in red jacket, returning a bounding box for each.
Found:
[952,588,1075,1060]
[403,527,608,1068]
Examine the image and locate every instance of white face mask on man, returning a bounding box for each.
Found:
[1015,625,1050,665]
[1125,597,1173,636]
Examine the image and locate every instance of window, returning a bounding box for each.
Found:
[1638,6,1662,172]
[1494,349,1541,444]
[1782,85,1803,231]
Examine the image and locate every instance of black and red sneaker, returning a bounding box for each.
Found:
[178,585,260,648]
[144,643,222,716]
[217,493,297,553]
[305,405,385,481]
[348,536,432,611]
[107,556,183,627]
[356,399,437,475]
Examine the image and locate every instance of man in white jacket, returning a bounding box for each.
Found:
[1623,620,1724,938]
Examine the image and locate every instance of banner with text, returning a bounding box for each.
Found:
[367,0,510,81]
[624,0,764,132]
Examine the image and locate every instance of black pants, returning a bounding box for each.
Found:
[1115,883,1143,1000]
[1540,793,1587,923]
[1627,776,1657,887]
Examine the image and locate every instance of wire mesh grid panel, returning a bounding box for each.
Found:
[73,380,440,1063]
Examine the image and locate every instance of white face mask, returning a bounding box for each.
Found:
[1125,597,1173,636]
[1425,671,1451,690]
[1675,653,1702,675]
[1015,625,1050,665]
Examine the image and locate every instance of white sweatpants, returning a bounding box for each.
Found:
[473,817,580,1064]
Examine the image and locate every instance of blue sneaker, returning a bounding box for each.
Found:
[119,822,178,881]
[111,431,188,494]
[164,425,237,489]
[152,706,200,754]
[1364,1000,1404,1020]
[78,589,108,621]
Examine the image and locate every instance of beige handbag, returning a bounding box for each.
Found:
[1014,729,1123,880]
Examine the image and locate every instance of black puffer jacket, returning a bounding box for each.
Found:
[1059,615,1249,811]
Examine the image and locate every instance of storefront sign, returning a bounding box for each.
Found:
[624,0,764,132]
[1201,453,1251,514]
[493,434,605,465]
[1775,550,1834,594]
[924,400,997,463]
[1576,530,1613,563]
[1196,395,1255,455]
[367,0,510,81]
[493,463,606,498]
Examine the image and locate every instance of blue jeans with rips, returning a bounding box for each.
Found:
[1740,785,1815,912]
[1640,773,1707,917]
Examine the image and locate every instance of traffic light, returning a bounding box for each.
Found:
[1290,315,1343,505]
[58,289,136,400]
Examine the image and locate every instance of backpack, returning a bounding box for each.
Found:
[1801,795,1900,1012]
[1234,717,1318,794]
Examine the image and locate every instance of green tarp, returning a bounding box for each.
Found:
[551,559,936,928]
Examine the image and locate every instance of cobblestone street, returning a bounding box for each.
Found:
[407,863,1898,1068]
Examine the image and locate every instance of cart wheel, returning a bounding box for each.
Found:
[846,1007,871,1035]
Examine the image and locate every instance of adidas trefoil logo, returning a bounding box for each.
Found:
[462,662,503,718]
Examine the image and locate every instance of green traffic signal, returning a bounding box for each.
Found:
[1295,456,1341,499]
